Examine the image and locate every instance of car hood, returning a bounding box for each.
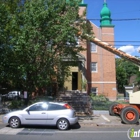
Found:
[6,110,23,115]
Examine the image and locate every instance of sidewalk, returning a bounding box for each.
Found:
[78,110,139,127]
[0,114,3,124]
[77,110,123,126]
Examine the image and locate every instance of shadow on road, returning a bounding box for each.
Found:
[5,122,81,130]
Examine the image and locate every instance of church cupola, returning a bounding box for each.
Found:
[100,1,114,27]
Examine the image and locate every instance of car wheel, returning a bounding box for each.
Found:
[109,102,118,116]
[57,118,69,130]
[120,107,139,124]
[9,117,21,128]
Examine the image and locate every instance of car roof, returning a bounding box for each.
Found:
[34,101,66,105]
[8,91,20,93]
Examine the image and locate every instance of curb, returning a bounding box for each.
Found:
[96,123,140,127]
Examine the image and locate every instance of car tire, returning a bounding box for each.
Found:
[109,102,118,116]
[9,117,21,128]
[120,106,139,124]
[57,118,69,130]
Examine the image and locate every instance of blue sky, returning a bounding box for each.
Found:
[84,0,140,57]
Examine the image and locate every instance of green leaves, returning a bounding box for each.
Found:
[0,0,88,95]
[116,58,139,92]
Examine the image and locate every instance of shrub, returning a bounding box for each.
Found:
[90,94,109,102]
[9,100,24,109]
[90,94,112,110]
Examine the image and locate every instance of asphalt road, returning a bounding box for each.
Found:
[0,125,140,140]
[0,111,140,140]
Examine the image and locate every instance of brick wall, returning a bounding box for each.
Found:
[81,23,117,101]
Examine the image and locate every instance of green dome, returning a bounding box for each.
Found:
[100,3,111,17]
[100,2,114,27]
[80,0,84,4]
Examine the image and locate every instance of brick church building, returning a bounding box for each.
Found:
[64,1,117,101]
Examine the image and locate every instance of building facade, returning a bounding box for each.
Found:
[64,1,117,101]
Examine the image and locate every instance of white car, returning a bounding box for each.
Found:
[2,101,78,130]
[3,91,22,99]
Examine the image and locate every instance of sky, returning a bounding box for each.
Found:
[84,0,140,57]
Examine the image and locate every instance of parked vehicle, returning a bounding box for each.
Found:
[109,91,140,124]
[2,101,78,130]
[4,91,22,99]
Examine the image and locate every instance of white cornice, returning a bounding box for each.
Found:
[88,81,116,84]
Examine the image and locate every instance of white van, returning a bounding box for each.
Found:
[7,91,21,99]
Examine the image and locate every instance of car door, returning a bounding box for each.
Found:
[22,103,48,125]
[47,103,66,125]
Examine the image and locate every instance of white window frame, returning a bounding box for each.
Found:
[91,87,98,95]
[90,42,97,52]
[91,62,97,72]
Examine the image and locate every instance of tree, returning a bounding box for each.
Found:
[136,72,140,87]
[0,0,89,96]
[115,58,139,92]
[0,0,25,90]
[115,58,127,92]
[122,60,138,83]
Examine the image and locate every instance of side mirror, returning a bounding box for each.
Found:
[26,109,30,114]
